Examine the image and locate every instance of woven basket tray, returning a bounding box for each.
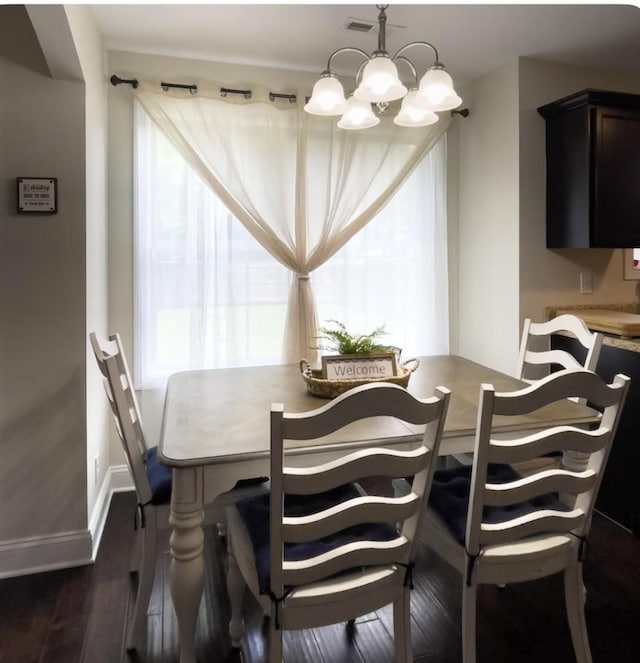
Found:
[299,357,420,399]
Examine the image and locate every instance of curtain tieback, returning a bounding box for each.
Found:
[296,273,310,282]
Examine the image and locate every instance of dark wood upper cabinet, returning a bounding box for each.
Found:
[538,89,640,248]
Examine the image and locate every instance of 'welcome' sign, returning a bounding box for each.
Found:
[321,353,397,380]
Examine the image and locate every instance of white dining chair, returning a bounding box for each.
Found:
[225,381,450,662]
[424,368,629,663]
[89,331,268,651]
[517,314,604,394]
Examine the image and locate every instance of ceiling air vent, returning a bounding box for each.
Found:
[344,18,376,33]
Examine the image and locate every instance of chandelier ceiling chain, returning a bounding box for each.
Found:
[304,4,462,129]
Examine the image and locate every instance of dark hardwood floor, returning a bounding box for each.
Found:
[1,491,639,662]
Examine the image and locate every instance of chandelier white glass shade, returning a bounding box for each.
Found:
[304,73,350,115]
[394,89,439,127]
[304,5,462,130]
[416,67,461,111]
[338,96,380,130]
[354,55,407,103]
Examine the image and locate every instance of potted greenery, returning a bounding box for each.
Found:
[317,320,392,356]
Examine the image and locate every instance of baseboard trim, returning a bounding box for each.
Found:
[0,529,93,580]
[89,464,133,557]
[0,465,134,579]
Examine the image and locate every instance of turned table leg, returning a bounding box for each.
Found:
[170,467,205,663]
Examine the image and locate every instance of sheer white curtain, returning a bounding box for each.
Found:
[134,84,449,386]
[314,136,449,357]
[135,103,291,386]
[134,83,449,366]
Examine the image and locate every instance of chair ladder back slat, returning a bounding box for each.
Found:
[281,384,447,441]
[283,446,430,495]
[523,348,585,372]
[282,538,410,588]
[488,426,610,464]
[483,469,597,507]
[478,509,586,546]
[493,369,623,416]
[282,493,420,543]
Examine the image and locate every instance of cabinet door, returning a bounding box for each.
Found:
[545,107,590,248]
[593,107,640,247]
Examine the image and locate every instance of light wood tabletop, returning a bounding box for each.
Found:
[160,354,598,465]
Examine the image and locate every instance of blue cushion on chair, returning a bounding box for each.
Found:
[428,463,570,545]
[145,446,173,505]
[235,483,398,593]
[145,447,268,506]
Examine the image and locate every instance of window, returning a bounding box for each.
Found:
[134,102,448,387]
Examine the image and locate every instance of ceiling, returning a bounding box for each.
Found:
[90,3,640,86]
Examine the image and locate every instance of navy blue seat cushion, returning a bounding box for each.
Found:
[145,446,173,505]
[144,447,269,506]
[428,463,570,545]
[235,483,398,593]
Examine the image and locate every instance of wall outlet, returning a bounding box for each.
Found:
[580,272,593,294]
[94,456,101,485]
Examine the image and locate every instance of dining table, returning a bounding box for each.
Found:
[158,354,600,663]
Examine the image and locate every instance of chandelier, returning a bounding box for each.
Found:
[304,4,462,129]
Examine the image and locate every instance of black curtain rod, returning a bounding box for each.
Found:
[110,75,138,89]
[161,81,198,94]
[220,87,252,100]
[110,75,466,117]
[269,92,297,103]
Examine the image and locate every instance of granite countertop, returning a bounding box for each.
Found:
[545,303,640,353]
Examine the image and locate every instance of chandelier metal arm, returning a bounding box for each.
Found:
[392,41,442,68]
[325,46,371,76]
[394,55,418,87]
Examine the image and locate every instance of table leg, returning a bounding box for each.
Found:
[170,467,205,663]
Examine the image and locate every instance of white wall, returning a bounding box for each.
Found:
[0,46,89,572]
[0,5,111,577]
[456,61,521,374]
[64,5,111,545]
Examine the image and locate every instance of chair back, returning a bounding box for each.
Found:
[90,332,153,505]
[268,381,450,597]
[517,314,603,396]
[466,369,629,557]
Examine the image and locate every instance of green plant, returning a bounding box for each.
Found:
[317,320,390,355]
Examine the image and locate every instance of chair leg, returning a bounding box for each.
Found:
[564,562,593,663]
[129,525,142,575]
[461,581,477,663]
[393,587,412,663]
[268,613,283,663]
[226,535,246,648]
[126,515,157,651]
